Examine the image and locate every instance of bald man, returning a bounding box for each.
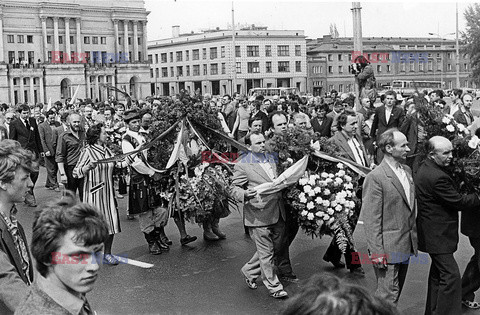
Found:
[416,136,480,315]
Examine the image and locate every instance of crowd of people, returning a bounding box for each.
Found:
[0,86,478,314]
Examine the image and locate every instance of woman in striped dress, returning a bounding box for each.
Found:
[74,123,125,265]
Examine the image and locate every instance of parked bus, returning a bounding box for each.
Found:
[392,80,442,97]
[247,87,298,99]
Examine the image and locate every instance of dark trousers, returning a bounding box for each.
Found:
[323,241,359,270]
[426,253,461,315]
[462,237,480,302]
[66,164,84,201]
[275,209,298,276]
[44,156,58,188]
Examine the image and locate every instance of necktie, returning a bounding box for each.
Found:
[82,296,94,315]
[25,119,30,130]
[351,138,366,167]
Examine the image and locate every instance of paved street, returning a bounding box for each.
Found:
[14,166,480,315]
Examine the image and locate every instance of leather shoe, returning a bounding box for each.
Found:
[203,230,220,241]
[350,266,365,276]
[279,273,299,283]
[161,236,173,246]
[148,242,162,255]
[324,258,345,269]
[156,240,169,251]
[180,235,197,245]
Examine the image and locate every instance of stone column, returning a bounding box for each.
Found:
[39,76,45,104]
[41,17,48,63]
[53,17,59,55]
[123,20,129,62]
[29,77,34,105]
[113,19,119,56]
[76,18,82,57]
[142,21,148,61]
[86,75,91,99]
[65,18,71,61]
[0,14,5,62]
[94,75,99,101]
[102,75,107,100]
[133,21,138,62]
[9,77,14,104]
[19,77,24,103]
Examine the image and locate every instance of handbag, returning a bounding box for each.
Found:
[118,174,127,195]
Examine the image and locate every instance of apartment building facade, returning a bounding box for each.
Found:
[307,35,472,96]
[148,26,307,96]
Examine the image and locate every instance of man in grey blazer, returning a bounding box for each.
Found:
[232,131,288,299]
[362,128,418,305]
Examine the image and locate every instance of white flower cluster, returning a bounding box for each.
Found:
[443,115,469,136]
[297,163,356,227]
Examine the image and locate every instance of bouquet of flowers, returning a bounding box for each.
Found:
[175,161,233,223]
[416,96,479,193]
[286,163,360,253]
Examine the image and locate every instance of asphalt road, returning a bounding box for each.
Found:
[14,97,480,314]
[14,164,480,315]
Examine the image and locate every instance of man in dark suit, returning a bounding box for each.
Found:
[370,90,405,163]
[38,110,61,192]
[232,131,288,299]
[363,128,417,305]
[416,136,480,315]
[323,110,369,275]
[400,100,426,178]
[310,104,333,137]
[0,140,35,314]
[9,104,43,207]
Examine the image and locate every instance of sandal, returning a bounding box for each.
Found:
[103,254,120,265]
[462,300,480,309]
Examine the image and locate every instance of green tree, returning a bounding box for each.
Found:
[463,4,480,84]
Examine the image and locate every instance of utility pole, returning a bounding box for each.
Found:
[351,2,362,109]
[456,2,460,88]
[231,1,237,95]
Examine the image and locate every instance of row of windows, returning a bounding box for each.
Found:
[327,52,466,62]
[151,61,303,78]
[7,49,143,64]
[152,45,303,64]
[7,35,33,44]
[320,62,469,75]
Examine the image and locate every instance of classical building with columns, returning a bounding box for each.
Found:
[148,25,307,96]
[0,0,151,105]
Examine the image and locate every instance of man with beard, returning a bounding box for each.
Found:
[56,113,86,200]
[416,136,480,315]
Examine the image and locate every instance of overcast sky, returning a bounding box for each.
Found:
[145,0,472,41]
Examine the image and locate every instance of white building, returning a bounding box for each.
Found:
[0,0,151,104]
[148,25,307,96]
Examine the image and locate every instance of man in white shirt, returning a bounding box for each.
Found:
[362,128,417,306]
[325,110,370,275]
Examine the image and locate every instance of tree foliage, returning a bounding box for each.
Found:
[463,4,480,84]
